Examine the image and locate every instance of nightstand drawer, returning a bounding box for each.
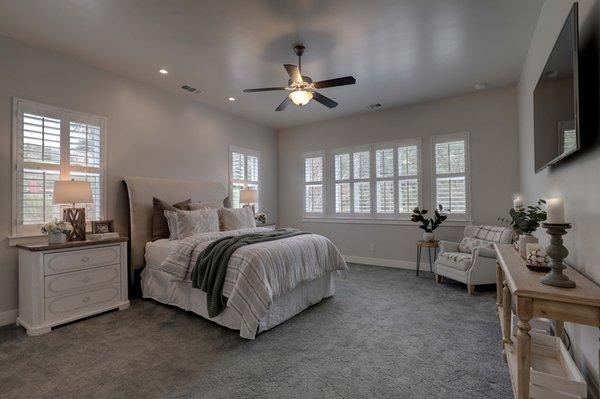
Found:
[45,283,121,321]
[44,264,120,298]
[44,246,121,275]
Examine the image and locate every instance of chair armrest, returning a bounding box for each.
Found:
[473,246,497,259]
[439,241,459,253]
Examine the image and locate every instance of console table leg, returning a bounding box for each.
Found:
[496,263,503,307]
[502,282,512,344]
[516,298,533,399]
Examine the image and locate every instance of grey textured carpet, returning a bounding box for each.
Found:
[0,264,510,399]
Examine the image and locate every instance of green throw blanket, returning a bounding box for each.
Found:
[191,228,310,318]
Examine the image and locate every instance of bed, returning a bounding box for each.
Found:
[123,176,347,339]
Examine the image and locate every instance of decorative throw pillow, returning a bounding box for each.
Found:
[152,197,191,241]
[164,208,219,240]
[458,237,495,254]
[188,202,213,211]
[219,207,256,231]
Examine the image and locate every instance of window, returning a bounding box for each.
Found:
[304,152,324,215]
[432,132,470,218]
[229,145,259,208]
[331,148,371,216]
[12,98,106,236]
[319,139,420,219]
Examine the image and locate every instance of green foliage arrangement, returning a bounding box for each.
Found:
[498,199,547,235]
[411,205,448,232]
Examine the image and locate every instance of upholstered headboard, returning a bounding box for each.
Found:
[123,176,227,271]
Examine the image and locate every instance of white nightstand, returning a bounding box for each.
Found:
[16,237,130,336]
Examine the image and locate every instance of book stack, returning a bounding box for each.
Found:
[88,232,120,241]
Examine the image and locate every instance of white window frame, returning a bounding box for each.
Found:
[12,98,107,237]
[229,145,260,209]
[431,132,471,221]
[323,138,421,220]
[303,150,325,217]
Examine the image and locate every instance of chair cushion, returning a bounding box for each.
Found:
[458,237,495,254]
[473,225,512,243]
[436,252,473,271]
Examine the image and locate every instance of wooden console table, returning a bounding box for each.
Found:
[495,244,600,399]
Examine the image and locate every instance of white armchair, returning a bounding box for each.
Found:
[434,225,513,295]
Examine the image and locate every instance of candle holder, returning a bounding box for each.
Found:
[540,223,576,288]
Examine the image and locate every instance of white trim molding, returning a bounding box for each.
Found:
[0,308,18,327]
[303,217,473,226]
[344,255,417,270]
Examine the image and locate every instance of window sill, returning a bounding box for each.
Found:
[301,217,473,226]
[8,234,49,247]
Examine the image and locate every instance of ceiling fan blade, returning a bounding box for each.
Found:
[275,97,292,111]
[243,87,287,93]
[313,76,356,89]
[312,91,338,108]
[284,64,303,84]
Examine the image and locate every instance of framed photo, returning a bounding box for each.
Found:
[92,220,114,234]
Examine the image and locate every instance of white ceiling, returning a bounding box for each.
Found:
[0,0,544,129]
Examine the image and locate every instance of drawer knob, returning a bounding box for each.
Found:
[81,257,90,262]
[81,277,91,283]
[82,296,91,303]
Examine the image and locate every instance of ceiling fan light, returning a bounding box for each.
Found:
[289,90,313,106]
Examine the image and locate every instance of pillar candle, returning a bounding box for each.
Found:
[546,197,565,224]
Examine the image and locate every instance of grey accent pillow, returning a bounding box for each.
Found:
[152,197,190,241]
[219,207,256,231]
[188,202,213,211]
[165,208,219,240]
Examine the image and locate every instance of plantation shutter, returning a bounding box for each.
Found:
[13,99,106,236]
[434,135,469,216]
[398,145,419,213]
[334,153,351,213]
[375,148,395,213]
[229,146,260,209]
[304,154,324,214]
[352,151,370,213]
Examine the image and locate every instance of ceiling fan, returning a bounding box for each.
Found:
[243,45,356,111]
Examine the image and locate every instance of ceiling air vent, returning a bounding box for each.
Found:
[363,103,382,110]
[180,85,198,93]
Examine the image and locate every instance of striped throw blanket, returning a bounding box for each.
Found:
[160,227,348,338]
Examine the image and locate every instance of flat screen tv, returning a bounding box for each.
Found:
[534,3,579,173]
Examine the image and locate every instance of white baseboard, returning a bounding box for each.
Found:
[0,309,18,327]
[344,255,418,270]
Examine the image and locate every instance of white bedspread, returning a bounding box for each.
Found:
[160,228,348,338]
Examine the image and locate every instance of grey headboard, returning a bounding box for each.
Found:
[123,176,227,271]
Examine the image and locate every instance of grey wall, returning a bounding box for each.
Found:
[518,0,600,391]
[0,35,277,316]
[278,87,519,263]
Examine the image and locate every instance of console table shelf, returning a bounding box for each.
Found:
[494,244,600,399]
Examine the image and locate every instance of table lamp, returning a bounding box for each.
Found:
[53,180,93,241]
[239,188,258,212]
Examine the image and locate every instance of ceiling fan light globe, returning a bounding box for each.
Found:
[289,90,313,106]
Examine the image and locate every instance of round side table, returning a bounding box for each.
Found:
[416,240,439,276]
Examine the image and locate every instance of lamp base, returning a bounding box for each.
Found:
[64,207,86,241]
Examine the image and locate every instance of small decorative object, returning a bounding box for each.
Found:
[240,188,258,213]
[41,221,72,245]
[255,213,267,224]
[411,205,448,242]
[526,247,551,272]
[541,222,576,288]
[52,180,93,241]
[92,220,114,234]
[499,198,546,258]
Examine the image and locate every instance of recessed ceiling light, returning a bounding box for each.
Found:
[159,68,168,75]
[228,97,236,101]
[474,82,488,90]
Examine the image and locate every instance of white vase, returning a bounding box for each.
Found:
[48,231,66,245]
[518,234,538,258]
[423,232,435,242]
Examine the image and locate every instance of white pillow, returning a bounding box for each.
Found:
[164,208,219,240]
[219,207,256,231]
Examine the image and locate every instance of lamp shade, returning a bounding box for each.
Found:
[53,180,93,205]
[239,188,258,204]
